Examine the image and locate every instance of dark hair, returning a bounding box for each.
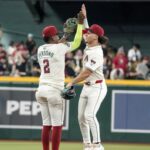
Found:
[9,41,15,46]
[133,43,140,49]
[98,36,109,45]
[43,36,51,43]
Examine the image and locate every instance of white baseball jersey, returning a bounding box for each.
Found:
[83,45,104,82]
[37,43,71,89]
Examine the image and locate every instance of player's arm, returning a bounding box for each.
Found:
[58,21,83,54]
[82,4,89,29]
[67,68,92,87]
[67,52,102,87]
[61,11,84,52]
[69,9,86,52]
[69,23,83,51]
[69,4,90,51]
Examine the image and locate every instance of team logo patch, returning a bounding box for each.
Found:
[90,59,96,65]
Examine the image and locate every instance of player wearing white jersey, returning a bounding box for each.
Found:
[35,11,84,150]
[66,4,109,150]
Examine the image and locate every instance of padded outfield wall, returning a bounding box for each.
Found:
[0,77,150,143]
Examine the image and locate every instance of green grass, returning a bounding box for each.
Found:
[0,141,150,150]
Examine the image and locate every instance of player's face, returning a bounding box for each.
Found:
[52,35,60,43]
[85,31,98,44]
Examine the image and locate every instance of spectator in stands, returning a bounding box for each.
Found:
[7,41,16,55]
[126,44,142,79]
[103,55,112,79]
[128,43,142,62]
[106,45,116,60]
[7,41,17,73]
[146,60,150,80]
[135,56,150,80]
[11,42,29,76]
[65,52,76,77]
[126,60,137,79]
[30,56,40,76]
[103,46,115,79]
[26,49,40,76]
[0,44,8,75]
[110,46,128,79]
[127,56,150,80]
[25,33,36,55]
[73,49,83,75]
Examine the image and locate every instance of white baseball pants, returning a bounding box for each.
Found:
[78,81,107,143]
[35,85,65,126]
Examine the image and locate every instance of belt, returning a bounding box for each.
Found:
[84,80,103,86]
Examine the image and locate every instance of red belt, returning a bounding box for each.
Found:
[85,80,103,86]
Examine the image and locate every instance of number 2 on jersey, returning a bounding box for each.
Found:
[43,59,50,73]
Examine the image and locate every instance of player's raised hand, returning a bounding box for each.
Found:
[77,11,85,24]
[81,4,87,18]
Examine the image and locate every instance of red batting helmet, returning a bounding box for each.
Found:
[83,24,104,37]
[42,26,58,37]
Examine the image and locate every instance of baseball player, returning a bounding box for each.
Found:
[35,11,84,150]
[66,4,108,150]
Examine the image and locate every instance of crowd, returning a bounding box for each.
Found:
[0,33,40,77]
[65,43,150,80]
[0,34,150,80]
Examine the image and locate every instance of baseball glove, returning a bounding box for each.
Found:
[63,17,78,34]
[61,86,76,100]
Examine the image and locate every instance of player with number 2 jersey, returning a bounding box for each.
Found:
[35,10,84,150]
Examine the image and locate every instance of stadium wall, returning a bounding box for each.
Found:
[0,77,150,143]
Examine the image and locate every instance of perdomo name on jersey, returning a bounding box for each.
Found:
[38,50,54,59]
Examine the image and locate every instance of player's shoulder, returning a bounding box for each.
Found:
[89,46,103,57]
[37,45,43,53]
[38,44,46,50]
[59,42,71,48]
[97,45,103,50]
[38,44,58,50]
[97,45,103,53]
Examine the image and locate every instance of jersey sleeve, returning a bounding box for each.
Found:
[85,51,103,71]
[69,24,83,52]
[58,42,72,55]
[83,18,89,29]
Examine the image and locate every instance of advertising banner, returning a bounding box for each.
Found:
[0,87,69,130]
[111,90,150,133]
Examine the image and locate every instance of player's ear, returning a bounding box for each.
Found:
[51,35,59,42]
[94,34,99,41]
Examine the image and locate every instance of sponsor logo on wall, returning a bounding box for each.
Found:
[0,87,69,130]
